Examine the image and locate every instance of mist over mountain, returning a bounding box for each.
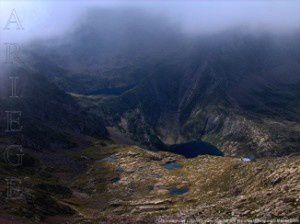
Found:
[14,8,299,157]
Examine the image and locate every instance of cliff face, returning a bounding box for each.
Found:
[91,32,300,156]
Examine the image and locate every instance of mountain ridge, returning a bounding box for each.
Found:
[14,9,300,157]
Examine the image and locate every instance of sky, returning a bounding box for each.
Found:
[0,0,300,43]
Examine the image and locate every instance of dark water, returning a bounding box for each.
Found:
[112,176,120,183]
[163,162,182,170]
[168,140,223,158]
[169,187,189,195]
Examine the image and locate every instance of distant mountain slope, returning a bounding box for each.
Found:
[0,65,107,150]
[20,9,300,156]
[82,31,300,156]
[24,8,184,95]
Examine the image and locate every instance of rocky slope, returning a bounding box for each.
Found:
[1,144,298,223]
[69,145,300,223]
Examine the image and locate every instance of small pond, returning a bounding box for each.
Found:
[112,176,120,183]
[163,162,182,170]
[169,187,189,196]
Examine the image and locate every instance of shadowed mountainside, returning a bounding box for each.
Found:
[0,65,107,150]
[20,9,300,156]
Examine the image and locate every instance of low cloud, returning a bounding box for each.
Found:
[0,0,300,44]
